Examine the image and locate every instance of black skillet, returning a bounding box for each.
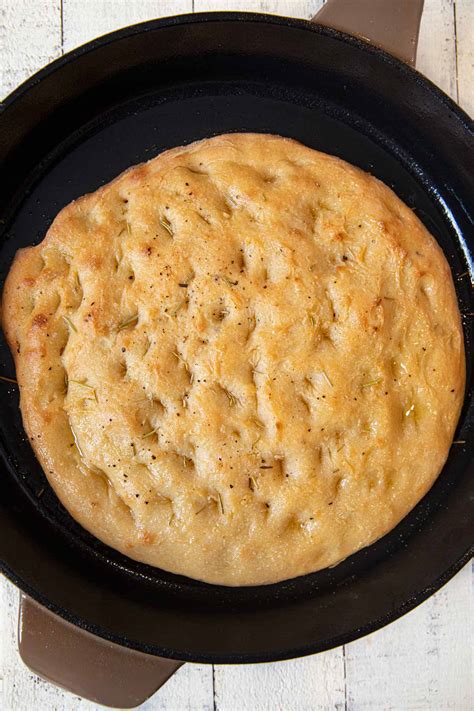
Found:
[0,1,473,707]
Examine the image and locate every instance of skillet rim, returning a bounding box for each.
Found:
[1,549,472,664]
[1,11,473,131]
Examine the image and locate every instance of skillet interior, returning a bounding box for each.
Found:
[0,13,472,663]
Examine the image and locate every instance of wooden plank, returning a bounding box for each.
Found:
[193,0,323,19]
[204,4,342,709]
[455,0,474,116]
[200,0,343,704]
[0,0,61,98]
[62,0,193,52]
[141,663,214,711]
[214,651,346,711]
[417,0,458,100]
[345,563,473,710]
[344,5,472,710]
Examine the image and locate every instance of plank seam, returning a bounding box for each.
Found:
[453,0,460,102]
[212,664,217,711]
[60,0,64,54]
[343,644,348,711]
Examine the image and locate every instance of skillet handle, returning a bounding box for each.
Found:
[312,0,424,66]
[18,594,182,708]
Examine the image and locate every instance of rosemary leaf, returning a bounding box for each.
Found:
[62,315,77,333]
[118,314,138,331]
[224,389,240,407]
[361,378,382,389]
[217,275,238,286]
[70,425,84,457]
[321,370,333,387]
[217,492,225,514]
[0,375,17,384]
[170,299,187,317]
[69,379,97,402]
[249,476,259,491]
[195,500,211,515]
[141,427,159,439]
[160,216,174,237]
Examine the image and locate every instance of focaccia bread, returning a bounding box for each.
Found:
[2,134,464,585]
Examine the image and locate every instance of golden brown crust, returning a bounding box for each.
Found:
[2,133,464,585]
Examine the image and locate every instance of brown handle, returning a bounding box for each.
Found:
[312,0,424,66]
[18,594,182,708]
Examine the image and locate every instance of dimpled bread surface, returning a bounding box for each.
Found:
[2,133,464,585]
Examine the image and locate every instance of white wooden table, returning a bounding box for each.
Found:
[1,1,472,709]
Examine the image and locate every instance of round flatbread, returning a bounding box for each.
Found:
[2,134,464,585]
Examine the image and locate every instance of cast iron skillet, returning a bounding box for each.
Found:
[0,4,472,705]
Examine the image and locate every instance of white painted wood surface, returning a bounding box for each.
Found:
[456,0,474,117]
[0,1,472,709]
[417,0,458,100]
